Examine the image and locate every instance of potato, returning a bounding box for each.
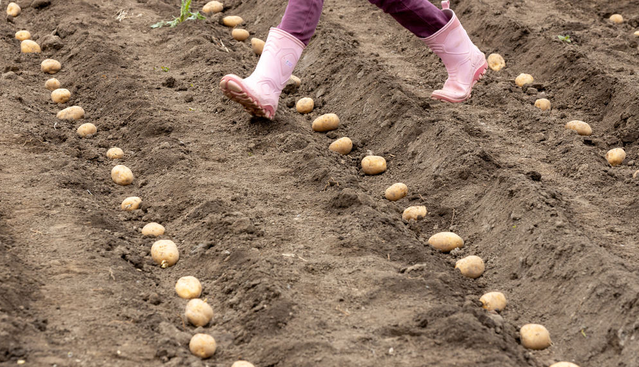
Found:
[549,363,580,367]
[455,256,485,278]
[232,362,255,367]
[606,148,626,166]
[402,206,427,221]
[635,31,639,37]
[185,299,214,327]
[520,324,551,350]
[189,334,217,359]
[142,222,165,237]
[515,73,534,87]
[6,2,20,17]
[232,28,250,41]
[312,113,340,132]
[428,232,464,252]
[487,53,505,71]
[57,106,85,120]
[21,40,41,53]
[111,165,134,186]
[296,97,314,114]
[202,1,223,14]
[51,88,71,104]
[289,75,301,87]
[77,123,97,138]
[480,292,507,311]
[175,276,202,299]
[106,147,124,159]
[361,155,386,175]
[15,30,31,41]
[151,240,179,268]
[328,137,353,155]
[222,16,243,27]
[121,197,142,211]
[329,137,352,155]
[251,38,265,55]
[534,98,551,111]
[41,59,62,74]
[610,14,623,24]
[633,170,639,179]
[385,183,408,201]
[45,78,61,91]
[565,120,592,136]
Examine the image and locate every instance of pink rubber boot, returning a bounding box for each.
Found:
[421,0,487,103]
[220,28,305,119]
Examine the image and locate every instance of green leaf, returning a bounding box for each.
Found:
[179,0,193,22]
[187,12,206,21]
[151,0,205,29]
[558,35,572,43]
[181,0,192,16]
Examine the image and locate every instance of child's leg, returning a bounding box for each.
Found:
[369,0,487,103]
[221,1,321,119]
[277,0,324,45]
[368,0,449,38]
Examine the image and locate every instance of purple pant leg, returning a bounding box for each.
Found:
[369,0,449,38]
[277,0,324,45]
[277,0,449,45]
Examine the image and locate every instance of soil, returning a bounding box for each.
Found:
[1,0,639,366]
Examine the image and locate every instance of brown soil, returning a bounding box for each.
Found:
[1,0,639,366]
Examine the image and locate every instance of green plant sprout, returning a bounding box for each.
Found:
[558,35,572,43]
[151,0,205,28]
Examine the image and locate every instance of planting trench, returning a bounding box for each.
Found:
[1,0,638,366]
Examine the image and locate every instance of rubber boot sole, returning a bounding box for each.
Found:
[220,75,274,120]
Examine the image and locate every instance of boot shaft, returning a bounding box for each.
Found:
[420,1,487,102]
[246,27,305,99]
[220,28,305,119]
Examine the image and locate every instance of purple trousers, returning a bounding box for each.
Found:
[277,0,450,45]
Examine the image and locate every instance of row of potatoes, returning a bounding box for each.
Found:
[201,1,266,55]
[268,36,576,367]
[200,1,579,365]
[112,168,256,362]
[168,3,637,366]
[106,2,258,362]
[112,169,246,361]
[191,2,639,365]
[487,24,636,170]
[173,6,631,364]
[9,3,88,123]
[439,12,638,367]
[110,0,302,362]
[13,29,89,127]
[290,102,575,361]
[7,1,254,365]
